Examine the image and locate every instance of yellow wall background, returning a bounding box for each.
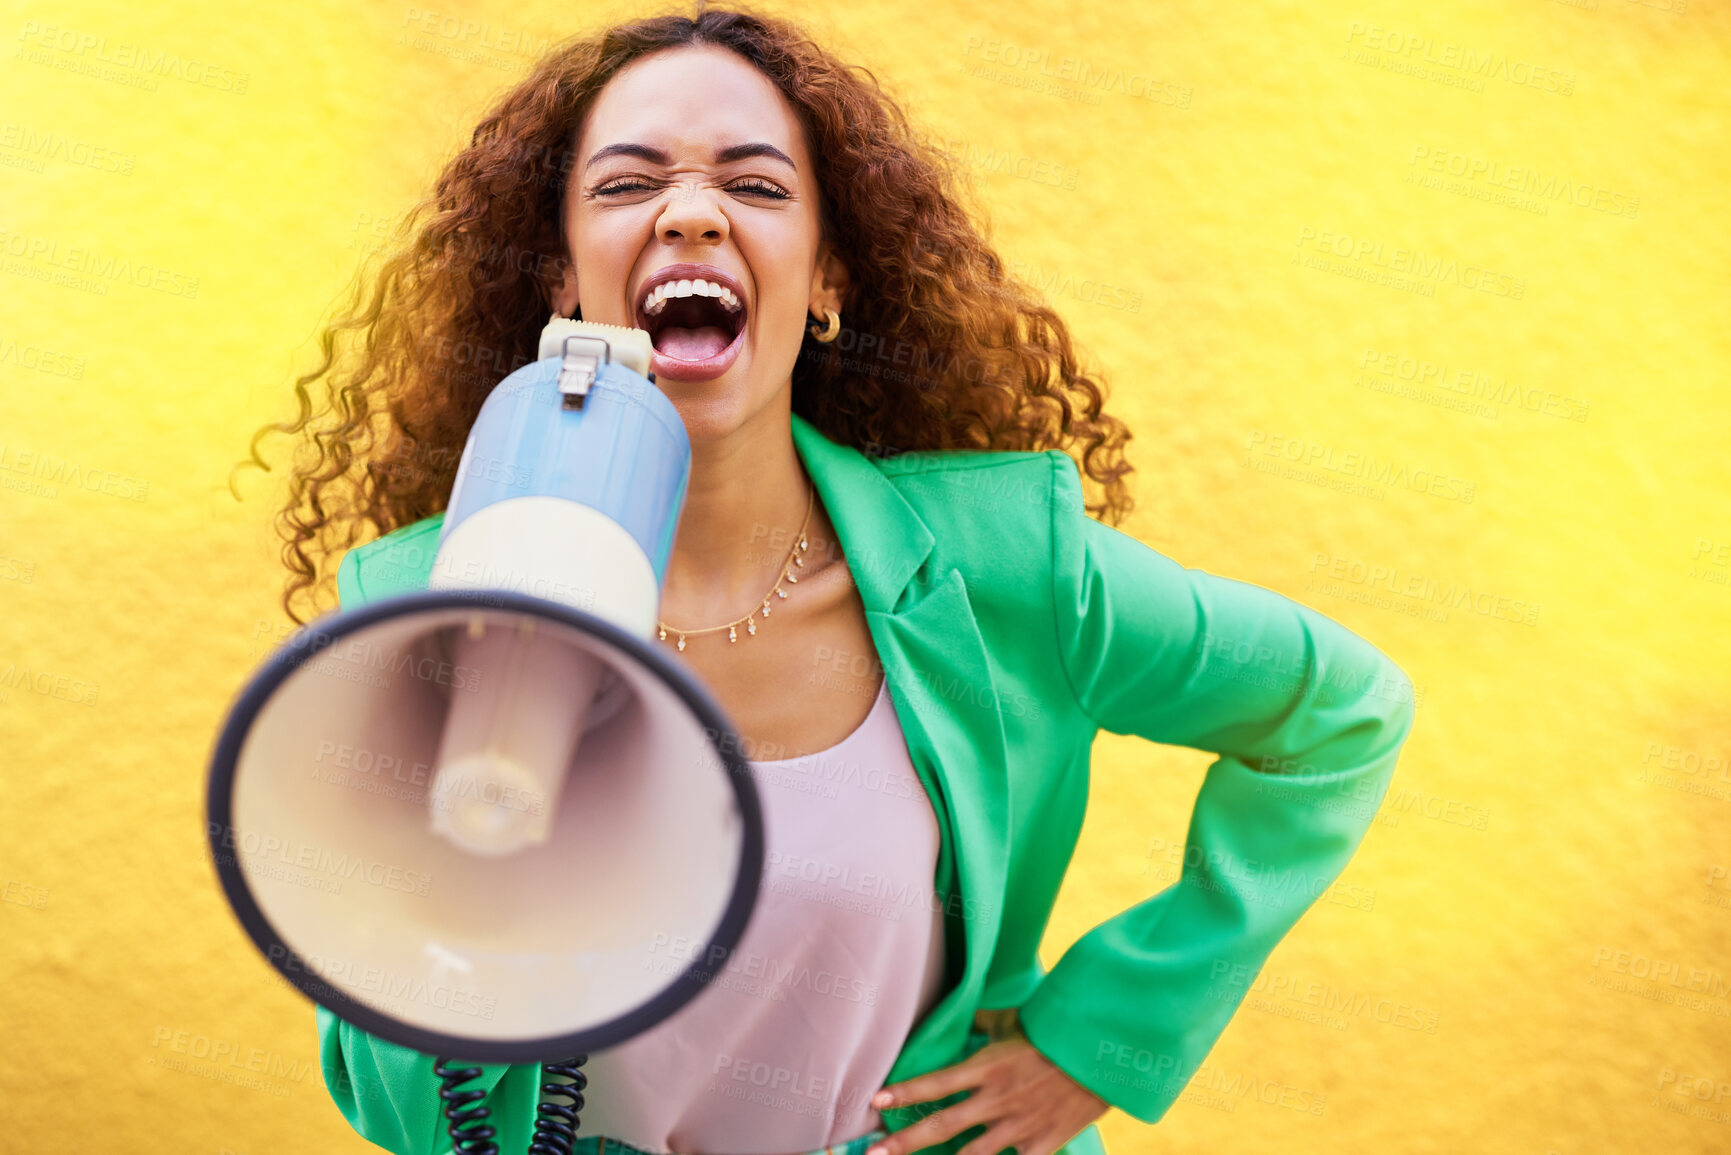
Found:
[2,0,1728,1152]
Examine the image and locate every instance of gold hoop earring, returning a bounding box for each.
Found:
[808,307,841,344]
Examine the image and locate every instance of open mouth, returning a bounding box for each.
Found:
[636,278,747,362]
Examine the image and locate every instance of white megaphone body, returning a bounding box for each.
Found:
[206,319,763,1069]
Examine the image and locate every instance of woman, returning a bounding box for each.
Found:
[247,6,1417,1155]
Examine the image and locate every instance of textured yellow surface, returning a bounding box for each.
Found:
[2,1,1728,1152]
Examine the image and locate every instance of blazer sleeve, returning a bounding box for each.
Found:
[1015,453,1417,1124]
[314,547,543,1155]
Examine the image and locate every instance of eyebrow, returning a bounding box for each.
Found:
[584,141,797,172]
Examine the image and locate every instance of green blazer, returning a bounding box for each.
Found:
[315,411,1416,1155]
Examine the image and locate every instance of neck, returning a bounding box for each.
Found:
[660,404,813,624]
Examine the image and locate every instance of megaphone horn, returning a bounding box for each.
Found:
[206,317,764,1069]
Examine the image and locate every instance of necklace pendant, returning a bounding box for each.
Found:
[658,480,811,645]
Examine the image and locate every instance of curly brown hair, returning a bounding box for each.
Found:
[236,1,1137,625]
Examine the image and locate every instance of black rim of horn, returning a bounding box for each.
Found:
[205,588,764,1063]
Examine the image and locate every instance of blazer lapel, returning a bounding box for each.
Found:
[790,415,1012,1083]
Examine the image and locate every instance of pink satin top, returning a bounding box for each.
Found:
[577,677,949,1155]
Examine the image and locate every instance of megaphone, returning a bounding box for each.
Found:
[206,319,764,1093]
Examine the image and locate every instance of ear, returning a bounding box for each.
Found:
[807,239,850,319]
[551,255,580,319]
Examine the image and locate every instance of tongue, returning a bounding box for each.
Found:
[654,325,733,361]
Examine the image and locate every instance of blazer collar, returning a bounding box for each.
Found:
[789,413,933,613]
[790,413,1011,1088]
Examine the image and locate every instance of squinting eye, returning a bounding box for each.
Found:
[593,178,790,200]
[730,180,790,200]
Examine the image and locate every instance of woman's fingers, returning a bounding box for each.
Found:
[872,1051,986,1112]
[953,1122,1025,1155]
[868,1078,999,1155]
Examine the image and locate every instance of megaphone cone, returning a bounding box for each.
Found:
[207,320,763,1064]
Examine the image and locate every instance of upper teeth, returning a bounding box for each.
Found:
[642,277,742,317]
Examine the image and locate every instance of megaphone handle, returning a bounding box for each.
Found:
[435,1054,589,1155]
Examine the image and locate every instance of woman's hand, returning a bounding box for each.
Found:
[865,1033,1109,1155]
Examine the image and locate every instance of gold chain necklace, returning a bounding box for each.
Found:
[656,482,815,651]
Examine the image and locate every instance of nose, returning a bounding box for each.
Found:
[656,180,730,246]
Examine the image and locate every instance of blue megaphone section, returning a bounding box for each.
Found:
[438,355,690,583]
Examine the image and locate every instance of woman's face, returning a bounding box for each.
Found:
[556,44,847,444]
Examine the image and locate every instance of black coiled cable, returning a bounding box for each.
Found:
[435,1058,500,1155]
[529,1057,588,1155]
[435,1054,590,1155]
